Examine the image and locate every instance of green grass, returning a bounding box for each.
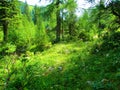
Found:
[0,31,3,42]
[0,41,120,90]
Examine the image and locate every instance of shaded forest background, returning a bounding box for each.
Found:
[0,0,120,90]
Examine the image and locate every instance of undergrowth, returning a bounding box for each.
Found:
[0,41,120,90]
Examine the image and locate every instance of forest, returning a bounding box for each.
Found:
[0,0,120,90]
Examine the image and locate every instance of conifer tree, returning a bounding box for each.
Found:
[33,5,40,25]
[40,0,77,42]
[66,0,77,37]
[0,0,18,41]
[56,0,61,42]
[23,0,31,21]
[33,5,48,48]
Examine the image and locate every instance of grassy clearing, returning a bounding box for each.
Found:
[0,41,120,90]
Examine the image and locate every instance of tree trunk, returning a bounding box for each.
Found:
[3,21,8,41]
[56,0,61,42]
[61,9,64,40]
[69,23,72,36]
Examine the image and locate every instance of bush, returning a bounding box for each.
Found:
[8,15,36,52]
[0,43,16,57]
[78,31,90,41]
[91,32,120,53]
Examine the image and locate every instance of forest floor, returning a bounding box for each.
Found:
[0,41,120,90]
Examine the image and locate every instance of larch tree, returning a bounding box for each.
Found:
[40,0,78,42]
[66,0,77,38]
[55,0,61,42]
[33,5,48,47]
[33,5,40,25]
[0,0,18,41]
[87,0,120,31]
[23,0,31,22]
[39,0,66,42]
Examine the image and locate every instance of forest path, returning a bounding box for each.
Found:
[33,41,90,67]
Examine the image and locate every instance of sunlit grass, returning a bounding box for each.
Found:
[0,40,120,89]
[33,41,87,66]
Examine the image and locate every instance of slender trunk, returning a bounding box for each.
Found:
[69,23,72,36]
[3,21,8,41]
[61,9,64,40]
[56,0,61,42]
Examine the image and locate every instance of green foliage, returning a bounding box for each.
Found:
[0,41,120,89]
[78,31,90,41]
[92,31,120,53]
[76,10,92,41]
[8,14,36,52]
[0,0,19,41]
[23,1,32,21]
[0,31,3,41]
[102,31,120,49]
[1,0,120,90]
[0,43,16,57]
